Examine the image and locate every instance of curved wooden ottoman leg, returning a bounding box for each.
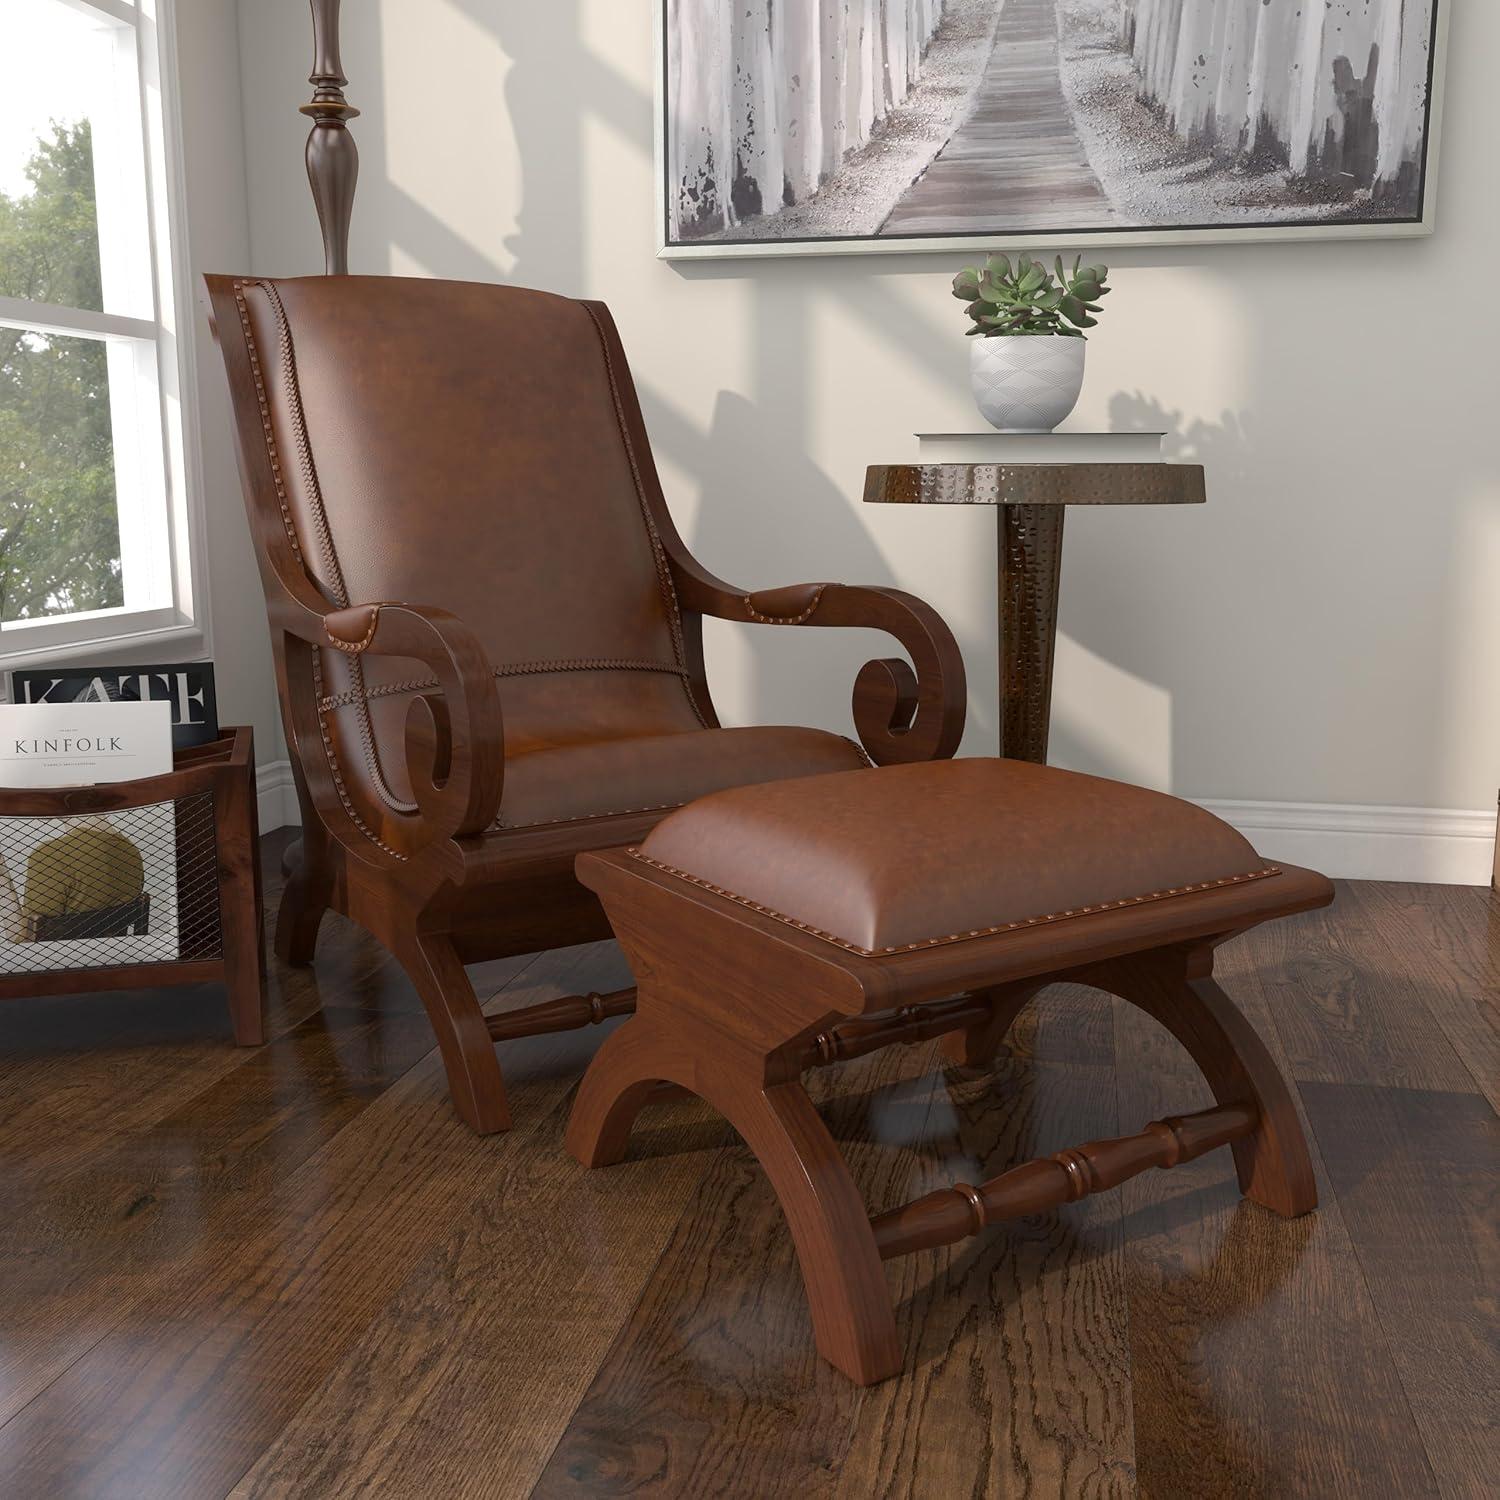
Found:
[1093,952,1316,1217]
[727,1079,900,1385]
[399,931,511,1135]
[568,1023,901,1385]
[565,1021,673,1168]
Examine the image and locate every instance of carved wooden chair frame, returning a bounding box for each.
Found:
[207,4,966,1133]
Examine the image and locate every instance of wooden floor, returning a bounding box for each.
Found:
[882,0,1113,236]
[0,832,1494,1498]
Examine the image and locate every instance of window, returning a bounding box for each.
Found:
[0,0,201,665]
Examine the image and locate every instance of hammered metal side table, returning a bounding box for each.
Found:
[864,433,1205,763]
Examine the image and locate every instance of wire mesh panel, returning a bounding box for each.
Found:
[0,793,222,974]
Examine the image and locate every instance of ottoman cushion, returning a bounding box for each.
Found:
[633,758,1308,957]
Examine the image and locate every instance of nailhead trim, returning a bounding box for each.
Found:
[237,280,403,855]
[580,302,707,730]
[316,659,690,714]
[240,279,416,818]
[743,585,827,625]
[326,606,381,654]
[497,799,686,832]
[232,281,305,568]
[310,648,406,860]
[259,281,350,606]
[624,851,1283,957]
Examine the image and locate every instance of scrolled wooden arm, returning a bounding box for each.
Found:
[672,564,966,765]
[272,583,504,850]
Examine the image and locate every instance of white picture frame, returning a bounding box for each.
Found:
[655,0,1449,261]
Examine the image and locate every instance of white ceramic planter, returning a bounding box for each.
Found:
[969,337,1087,433]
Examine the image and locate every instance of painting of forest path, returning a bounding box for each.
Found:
[882,0,1111,234]
[660,0,1443,253]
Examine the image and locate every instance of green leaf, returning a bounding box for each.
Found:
[984,253,1012,282]
[951,267,981,300]
[1071,280,1101,300]
[1018,265,1047,294]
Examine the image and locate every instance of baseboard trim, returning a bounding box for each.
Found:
[256,759,299,833]
[1198,798,1496,886]
[252,758,1495,886]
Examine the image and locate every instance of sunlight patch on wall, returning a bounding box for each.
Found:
[1052,635,1174,791]
[378,0,516,278]
[1442,486,1500,799]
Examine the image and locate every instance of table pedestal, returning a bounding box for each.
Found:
[864,438,1205,765]
[999,505,1066,763]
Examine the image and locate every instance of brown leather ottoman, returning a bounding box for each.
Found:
[566,758,1333,1384]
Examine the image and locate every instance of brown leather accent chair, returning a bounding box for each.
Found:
[205,274,965,1133]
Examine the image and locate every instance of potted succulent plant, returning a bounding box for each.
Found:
[952,254,1111,432]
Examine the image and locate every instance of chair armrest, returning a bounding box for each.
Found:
[673,564,966,765]
[272,581,504,849]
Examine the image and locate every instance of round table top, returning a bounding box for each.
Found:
[863,462,1206,507]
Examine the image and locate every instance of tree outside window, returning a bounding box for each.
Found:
[1,122,124,623]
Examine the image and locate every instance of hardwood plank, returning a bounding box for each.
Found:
[0,945,603,1498]
[532,1041,940,1499]
[1234,887,1477,1095]
[1297,1080,1497,1500]
[1339,883,1499,1110]
[0,920,531,1429]
[831,987,1135,1500]
[1247,885,1498,1497]
[1114,960,1440,1498]
[534,986,1136,1498]
[0,846,1492,1499]
[227,959,729,1500]
[0,842,311,1190]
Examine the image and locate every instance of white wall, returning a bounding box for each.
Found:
[233,0,1498,879]
[171,0,284,813]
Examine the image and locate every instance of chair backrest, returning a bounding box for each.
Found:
[208,275,706,822]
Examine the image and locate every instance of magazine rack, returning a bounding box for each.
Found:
[0,726,265,1044]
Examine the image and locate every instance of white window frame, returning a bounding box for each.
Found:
[0,0,209,672]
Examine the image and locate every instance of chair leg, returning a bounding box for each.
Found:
[1088,952,1317,1218]
[941,980,1042,1066]
[567,1019,902,1385]
[273,826,334,968]
[398,931,511,1135]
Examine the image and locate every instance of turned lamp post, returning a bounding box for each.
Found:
[302,0,359,276]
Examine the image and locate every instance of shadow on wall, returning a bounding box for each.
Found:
[341,1,1485,809]
[449,0,993,748]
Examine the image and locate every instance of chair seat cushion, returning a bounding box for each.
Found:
[635,758,1321,956]
[497,725,870,829]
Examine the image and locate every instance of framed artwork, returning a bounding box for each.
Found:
[657,0,1448,259]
